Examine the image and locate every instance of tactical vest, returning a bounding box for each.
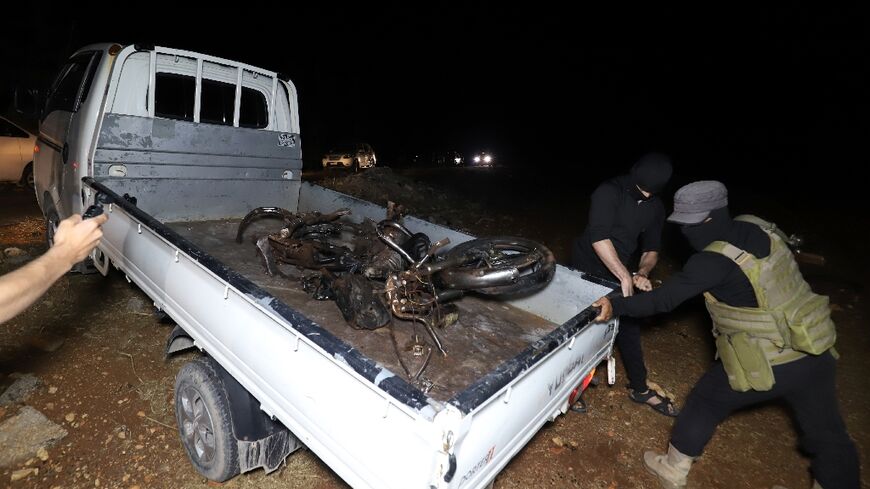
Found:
[703,215,837,392]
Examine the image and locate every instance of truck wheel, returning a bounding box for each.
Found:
[174,357,240,482]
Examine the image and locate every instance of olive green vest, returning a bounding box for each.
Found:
[703,215,836,392]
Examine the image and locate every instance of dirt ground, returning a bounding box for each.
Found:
[0,167,866,489]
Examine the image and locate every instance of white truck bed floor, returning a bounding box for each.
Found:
[167,218,558,402]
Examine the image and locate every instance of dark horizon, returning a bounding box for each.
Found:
[1,6,864,189]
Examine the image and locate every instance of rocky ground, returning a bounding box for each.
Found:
[0,168,866,489]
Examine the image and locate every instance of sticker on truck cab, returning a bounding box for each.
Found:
[277,133,296,148]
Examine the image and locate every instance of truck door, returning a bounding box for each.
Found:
[37,51,101,217]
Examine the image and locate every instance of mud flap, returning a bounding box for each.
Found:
[238,429,302,474]
[210,357,303,473]
[165,325,196,357]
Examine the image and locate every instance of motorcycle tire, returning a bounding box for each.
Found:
[440,236,556,297]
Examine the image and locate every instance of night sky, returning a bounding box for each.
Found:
[1,6,864,188]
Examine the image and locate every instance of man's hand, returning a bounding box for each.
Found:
[592,296,613,322]
[50,214,109,267]
[633,273,652,292]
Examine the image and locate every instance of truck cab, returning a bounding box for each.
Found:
[35,43,301,229]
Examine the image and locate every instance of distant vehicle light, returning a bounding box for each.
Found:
[473,156,481,163]
[454,157,462,164]
[483,155,492,163]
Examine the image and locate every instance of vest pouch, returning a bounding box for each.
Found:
[786,293,837,355]
[715,334,751,392]
[717,332,775,392]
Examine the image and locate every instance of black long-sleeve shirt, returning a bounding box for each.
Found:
[572,175,665,279]
[611,219,771,317]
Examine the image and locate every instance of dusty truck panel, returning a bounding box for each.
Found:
[41,42,617,489]
[92,113,302,221]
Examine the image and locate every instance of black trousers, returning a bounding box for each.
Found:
[616,316,649,392]
[571,245,649,393]
[671,352,860,489]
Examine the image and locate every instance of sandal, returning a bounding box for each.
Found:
[628,388,679,417]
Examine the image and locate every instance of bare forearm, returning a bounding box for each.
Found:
[0,249,71,324]
[591,239,632,282]
[637,251,659,276]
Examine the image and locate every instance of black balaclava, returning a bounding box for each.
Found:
[630,152,674,195]
[680,206,732,251]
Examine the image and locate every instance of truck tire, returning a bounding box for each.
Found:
[174,357,240,482]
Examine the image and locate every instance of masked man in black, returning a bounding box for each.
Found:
[571,152,677,416]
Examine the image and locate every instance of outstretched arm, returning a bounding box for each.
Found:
[0,214,108,324]
[594,252,727,322]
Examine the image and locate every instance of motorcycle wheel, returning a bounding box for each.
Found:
[440,236,556,297]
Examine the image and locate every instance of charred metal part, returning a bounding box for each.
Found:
[389,327,433,381]
[435,289,464,303]
[301,274,335,300]
[292,222,344,240]
[379,219,413,239]
[413,347,433,379]
[362,247,405,280]
[385,201,407,221]
[401,232,432,262]
[436,302,460,329]
[385,273,447,356]
[236,207,297,243]
[389,324,414,378]
[267,236,358,271]
[377,222,415,265]
[440,266,520,290]
[418,378,435,394]
[323,270,391,330]
[255,235,280,277]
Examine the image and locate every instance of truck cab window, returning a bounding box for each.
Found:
[200,79,236,126]
[155,73,195,122]
[239,87,268,129]
[43,53,95,118]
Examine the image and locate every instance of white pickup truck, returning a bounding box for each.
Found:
[33,43,617,489]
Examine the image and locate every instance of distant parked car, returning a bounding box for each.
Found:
[0,116,36,188]
[322,142,376,171]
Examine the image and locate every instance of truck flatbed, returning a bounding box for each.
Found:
[168,217,559,402]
